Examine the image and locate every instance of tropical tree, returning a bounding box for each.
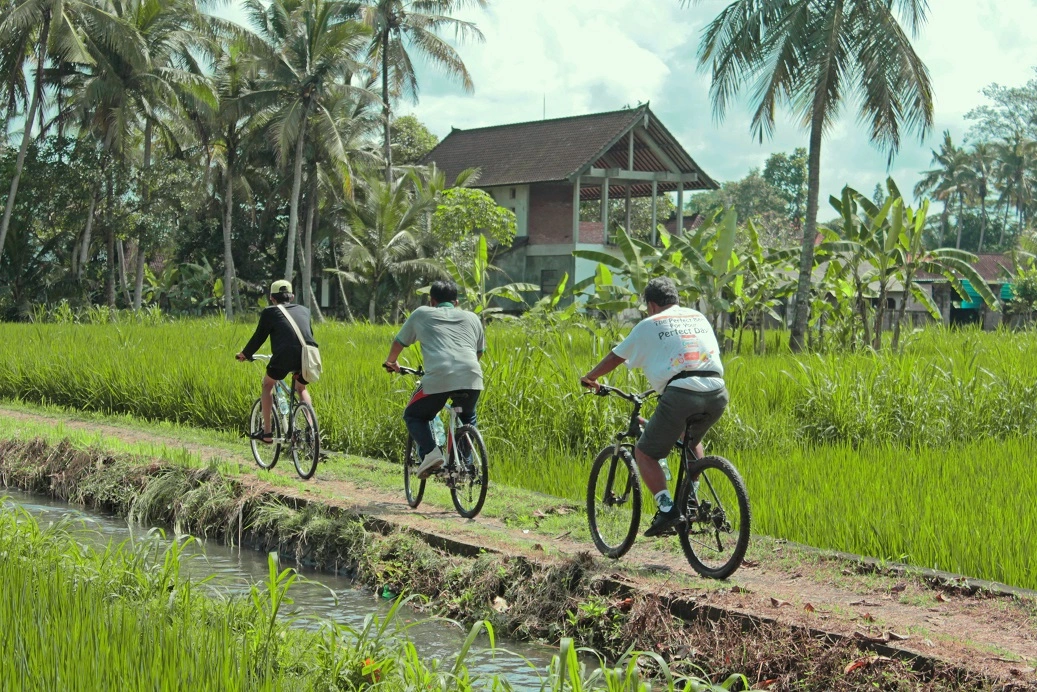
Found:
[336,169,445,321]
[994,133,1037,245]
[0,0,100,265]
[686,0,935,352]
[360,0,486,181]
[244,0,370,283]
[967,142,996,252]
[914,131,971,248]
[438,234,537,323]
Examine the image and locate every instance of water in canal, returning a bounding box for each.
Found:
[4,489,559,689]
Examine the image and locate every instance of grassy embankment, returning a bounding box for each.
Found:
[0,423,980,690]
[0,321,1035,588]
[0,499,751,691]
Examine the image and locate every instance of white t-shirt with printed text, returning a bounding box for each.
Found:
[611,305,724,394]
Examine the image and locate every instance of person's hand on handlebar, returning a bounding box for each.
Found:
[383,360,401,373]
[580,376,601,393]
[235,352,249,362]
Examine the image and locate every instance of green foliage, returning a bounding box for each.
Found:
[431,186,517,249]
[762,148,808,224]
[390,114,439,165]
[439,234,537,323]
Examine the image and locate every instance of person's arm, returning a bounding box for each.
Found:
[383,338,406,372]
[580,351,626,391]
[236,311,272,361]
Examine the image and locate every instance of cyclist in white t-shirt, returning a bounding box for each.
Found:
[581,277,728,538]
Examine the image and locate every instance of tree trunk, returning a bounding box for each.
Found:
[955,192,964,249]
[222,141,236,320]
[117,239,131,306]
[79,130,115,281]
[382,32,393,184]
[134,245,145,309]
[300,173,317,310]
[284,107,309,282]
[892,269,915,351]
[133,120,153,311]
[331,241,354,321]
[368,294,377,323]
[978,195,987,252]
[104,169,116,310]
[0,10,51,264]
[789,106,825,352]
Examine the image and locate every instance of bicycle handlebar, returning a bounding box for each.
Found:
[384,364,424,377]
[250,354,272,362]
[582,381,655,403]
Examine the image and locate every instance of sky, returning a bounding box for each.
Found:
[216,0,1037,204]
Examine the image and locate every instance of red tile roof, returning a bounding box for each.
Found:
[422,104,718,194]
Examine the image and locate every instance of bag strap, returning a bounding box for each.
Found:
[276,304,308,348]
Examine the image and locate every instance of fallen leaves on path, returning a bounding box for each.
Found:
[844,655,892,675]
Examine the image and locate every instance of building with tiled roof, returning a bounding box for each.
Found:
[423,104,718,295]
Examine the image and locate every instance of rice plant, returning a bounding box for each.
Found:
[1,321,1036,587]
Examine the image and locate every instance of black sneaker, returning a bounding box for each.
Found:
[644,506,682,538]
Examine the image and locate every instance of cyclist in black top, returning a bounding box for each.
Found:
[236,280,318,444]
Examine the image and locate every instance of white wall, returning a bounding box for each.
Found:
[485,185,529,237]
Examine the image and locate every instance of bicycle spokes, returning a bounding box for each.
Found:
[678,458,751,579]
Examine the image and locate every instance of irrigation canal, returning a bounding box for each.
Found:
[4,489,557,688]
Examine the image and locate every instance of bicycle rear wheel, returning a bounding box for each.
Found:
[403,436,425,509]
[249,398,282,470]
[290,402,320,480]
[587,444,641,559]
[678,455,751,579]
[450,426,488,519]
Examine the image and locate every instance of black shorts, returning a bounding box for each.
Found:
[266,356,307,385]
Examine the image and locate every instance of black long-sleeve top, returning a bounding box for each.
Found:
[241,303,318,361]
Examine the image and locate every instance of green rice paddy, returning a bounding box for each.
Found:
[0,320,1035,588]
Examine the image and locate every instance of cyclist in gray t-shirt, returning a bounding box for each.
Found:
[384,280,485,479]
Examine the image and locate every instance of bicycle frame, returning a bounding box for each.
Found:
[252,355,299,443]
[592,384,700,508]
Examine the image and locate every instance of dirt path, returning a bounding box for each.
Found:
[3,406,1036,686]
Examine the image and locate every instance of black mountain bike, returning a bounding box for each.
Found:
[386,366,489,519]
[585,383,751,579]
[247,354,320,480]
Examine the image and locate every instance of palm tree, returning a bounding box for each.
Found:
[360,0,485,181]
[69,0,210,308]
[969,142,996,252]
[0,0,100,265]
[243,0,369,283]
[914,132,973,249]
[337,168,444,321]
[685,0,935,352]
[995,133,1037,246]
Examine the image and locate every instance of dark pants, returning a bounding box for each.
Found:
[404,388,480,460]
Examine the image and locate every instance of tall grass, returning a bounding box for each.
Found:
[1,321,1036,586]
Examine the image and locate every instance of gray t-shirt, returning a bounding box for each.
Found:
[395,305,485,394]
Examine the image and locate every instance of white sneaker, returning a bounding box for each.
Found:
[416,447,445,479]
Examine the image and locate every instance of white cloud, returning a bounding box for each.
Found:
[216,0,1037,204]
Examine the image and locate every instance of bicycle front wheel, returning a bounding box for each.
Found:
[289,402,320,480]
[587,444,641,559]
[450,425,488,519]
[403,436,426,508]
[249,398,282,470]
[678,455,751,580]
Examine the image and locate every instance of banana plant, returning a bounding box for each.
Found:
[439,234,538,323]
[572,228,664,315]
[663,207,745,333]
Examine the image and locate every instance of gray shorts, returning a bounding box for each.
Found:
[636,386,729,460]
